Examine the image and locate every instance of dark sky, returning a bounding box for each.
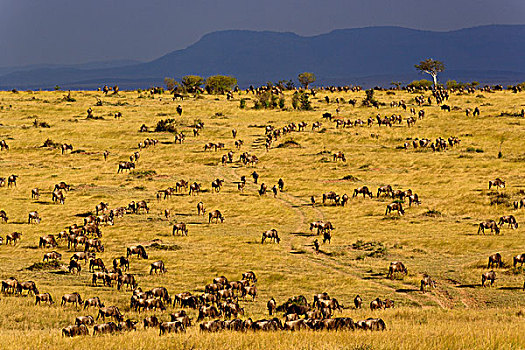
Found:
[1,0,524,67]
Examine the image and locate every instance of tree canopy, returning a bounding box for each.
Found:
[297,72,316,89]
[414,59,445,87]
[181,75,204,92]
[205,75,237,94]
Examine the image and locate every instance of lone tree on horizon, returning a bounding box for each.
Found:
[414,58,444,88]
[298,72,316,89]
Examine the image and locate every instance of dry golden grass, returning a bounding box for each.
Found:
[0,87,524,349]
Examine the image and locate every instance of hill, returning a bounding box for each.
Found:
[1,25,525,89]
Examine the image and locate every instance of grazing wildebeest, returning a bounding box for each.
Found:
[17,281,39,296]
[197,201,206,216]
[420,275,437,293]
[211,179,224,192]
[322,191,338,204]
[62,324,89,337]
[1,277,18,294]
[0,140,9,150]
[235,140,244,149]
[43,251,61,262]
[513,254,525,268]
[261,229,280,244]
[482,271,496,287]
[97,306,124,322]
[61,144,73,154]
[52,190,65,204]
[95,202,108,215]
[61,292,83,307]
[117,274,137,290]
[478,220,500,235]
[103,150,109,161]
[353,186,373,198]
[197,305,221,321]
[488,253,503,268]
[54,181,71,192]
[127,245,148,259]
[323,230,332,244]
[71,252,95,265]
[354,295,362,309]
[35,293,54,305]
[242,271,257,283]
[267,298,277,315]
[89,258,106,272]
[488,178,505,190]
[5,231,21,245]
[159,321,185,335]
[84,297,104,309]
[316,221,334,236]
[150,260,167,274]
[173,222,188,236]
[31,188,40,199]
[28,211,41,224]
[68,259,82,274]
[0,210,8,223]
[514,199,525,210]
[189,182,201,195]
[7,174,18,187]
[93,322,121,336]
[75,316,95,326]
[385,202,404,215]
[39,235,57,248]
[209,210,224,223]
[387,261,407,279]
[113,256,129,271]
[408,194,421,206]
[377,185,393,197]
[117,161,135,173]
[332,151,346,162]
[499,215,518,229]
[135,200,149,213]
[143,316,160,329]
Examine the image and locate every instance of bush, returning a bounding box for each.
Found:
[154,119,177,132]
[42,139,59,148]
[205,75,237,94]
[239,98,246,109]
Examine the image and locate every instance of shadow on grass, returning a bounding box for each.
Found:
[34,201,54,205]
[290,232,316,237]
[396,288,420,293]
[456,284,478,288]
[498,286,523,291]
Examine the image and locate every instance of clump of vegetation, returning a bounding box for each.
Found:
[341,175,360,181]
[291,91,312,110]
[362,89,379,107]
[205,75,237,94]
[351,240,387,258]
[488,192,510,206]
[26,260,62,271]
[254,91,279,109]
[276,140,301,148]
[239,98,246,109]
[149,242,181,251]
[466,147,484,153]
[33,119,50,128]
[42,139,59,148]
[423,209,442,217]
[154,118,177,132]
[129,170,157,179]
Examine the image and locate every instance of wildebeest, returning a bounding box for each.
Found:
[0,140,9,150]
[267,298,277,315]
[52,190,65,204]
[478,220,500,235]
[61,143,73,154]
[197,201,206,215]
[377,185,393,197]
[159,321,185,335]
[209,210,224,223]
[68,259,82,274]
[127,245,148,259]
[173,222,188,236]
[61,292,83,307]
[0,210,8,223]
[84,297,104,309]
[39,235,57,248]
[75,315,95,326]
[150,260,167,274]
[17,281,39,295]
[385,202,404,215]
[117,274,137,291]
[513,254,525,268]
[498,215,518,229]
[112,256,129,271]
[5,231,21,245]
[514,198,525,210]
[31,188,40,199]
[488,178,505,190]
[387,261,407,279]
[356,318,386,331]
[97,306,124,322]
[7,174,18,187]
[28,211,41,224]
[482,271,496,287]
[71,252,95,265]
[242,271,257,283]
[43,251,62,262]
[189,182,201,195]
[211,179,224,192]
[62,324,89,337]
[93,322,121,335]
[197,305,222,321]
[332,151,346,162]
[420,275,437,293]
[117,161,135,173]
[353,186,373,198]
[35,293,54,305]
[488,253,503,268]
[143,316,160,328]
[354,295,362,309]
[261,229,280,244]
[54,181,71,192]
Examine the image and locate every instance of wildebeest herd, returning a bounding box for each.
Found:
[0,83,523,344]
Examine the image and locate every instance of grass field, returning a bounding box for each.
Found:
[0,87,524,349]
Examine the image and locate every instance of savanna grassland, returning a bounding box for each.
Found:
[0,87,524,350]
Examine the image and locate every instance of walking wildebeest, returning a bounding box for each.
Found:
[209,210,224,223]
[488,178,505,189]
[7,175,18,187]
[387,261,407,279]
[488,253,503,268]
[127,245,148,259]
[117,161,135,173]
[482,271,496,287]
[62,324,89,337]
[35,293,54,305]
[353,186,373,198]
[478,220,500,235]
[173,222,188,236]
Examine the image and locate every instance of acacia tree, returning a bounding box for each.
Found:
[181,75,204,92]
[414,59,444,88]
[205,75,237,94]
[297,72,316,89]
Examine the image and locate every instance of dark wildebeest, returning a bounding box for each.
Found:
[354,295,362,309]
[97,306,124,322]
[498,215,518,229]
[28,211,41,224]
[267,298,277,315]
[478,220,500,235]
[61,144,73,154]
[39,235,57,248]
[75,316,95,326]
[61,292,83,307]
[488,178,505,190]
[377,185,393,197]
[17,281,39,296]
[93,322,121,336]
[242,271,257,283]
[89,258,106,272]
[420,275,437,293]
[332,152,346,162]
[117,274,137,291]
[62,324,89,337]
[43,251,62,262]
[117,161,135,173]
[143,316,160,328]
[54,181,71,192]
[387,261,407,279]
[385,202,404,215]
[353,186,373,198]
[211,179,224,192]
[159,321,185,335]
[5,231,22,245]
[209,210,224,223]
[84,297,104,309]
[113,256,129,271]
[35,293,54,305]
[197,305,221,321]
[189,182,201,195]
[197,201,206,215]
[173,223,188,236]
[150,260,167,274]
[127,245,148,259]
[0,210,8,223]
[513,254,525,268]
[488,253,503,268]
[261,229,280,244]
[68,259,82,274]
[7,175,18,187]
[31,188,40,199]
[482,271,496,287]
